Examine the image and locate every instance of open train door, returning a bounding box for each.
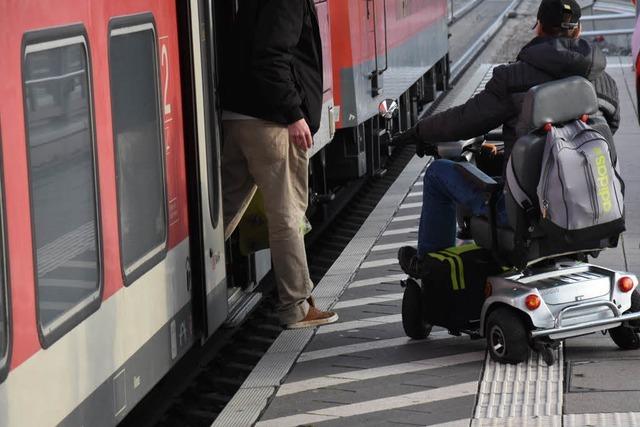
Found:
[178,0,228,340]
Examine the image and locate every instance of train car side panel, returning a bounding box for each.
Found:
[0,0,195,425]
[331,0,449,128]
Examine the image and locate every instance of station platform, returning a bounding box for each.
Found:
[213,57,640,427]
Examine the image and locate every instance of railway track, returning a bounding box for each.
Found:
[120,2,521,425]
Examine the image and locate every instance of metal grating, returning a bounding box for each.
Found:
[474,348,563,421]
[266,329,315,354]
[241,352,300,388]
[311,273,353,299]
[211,387,275,427]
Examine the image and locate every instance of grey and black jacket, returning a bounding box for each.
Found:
[417,36,620,163]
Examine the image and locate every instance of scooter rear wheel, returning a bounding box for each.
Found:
[486,307,530,364]
[402,279,432,340]
[610,290,640,350]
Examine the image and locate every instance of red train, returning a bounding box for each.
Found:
[0,0,449,425]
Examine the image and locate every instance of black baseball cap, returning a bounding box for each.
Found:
[535,0,581,29]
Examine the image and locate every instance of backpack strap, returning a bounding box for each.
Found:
[506,156,537,223]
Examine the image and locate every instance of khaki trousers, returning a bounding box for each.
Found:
[222,119,313,324]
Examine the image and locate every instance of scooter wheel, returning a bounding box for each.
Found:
[402,279,432,340]
[486,307,530,364]
[610,290,640,350]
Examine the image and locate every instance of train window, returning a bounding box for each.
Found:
[22,27,102,345]
[109,16,167,284]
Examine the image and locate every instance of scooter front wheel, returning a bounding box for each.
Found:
[402,279,432,340]
[486,307,530,364]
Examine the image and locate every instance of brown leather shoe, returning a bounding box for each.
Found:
[286,306,339,329]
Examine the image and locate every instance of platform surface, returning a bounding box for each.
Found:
[215,58,640,427]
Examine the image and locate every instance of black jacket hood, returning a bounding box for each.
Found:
[517,37,606,80]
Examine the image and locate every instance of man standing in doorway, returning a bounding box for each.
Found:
[220,0,338,328]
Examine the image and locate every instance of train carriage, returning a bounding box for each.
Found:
[0,0,449,425]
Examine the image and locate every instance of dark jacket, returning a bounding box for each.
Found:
[417,37,620,162]
[221,0,324,134]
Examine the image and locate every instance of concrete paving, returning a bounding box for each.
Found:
[563,57,640,420]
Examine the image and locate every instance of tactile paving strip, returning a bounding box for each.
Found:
[471,415,561,426]
[473,348,563,423]
[563,412,640,427]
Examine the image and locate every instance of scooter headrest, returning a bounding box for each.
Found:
[516,76,599,134]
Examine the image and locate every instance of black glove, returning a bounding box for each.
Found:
[390,127,436,158]
[390,127,420,147]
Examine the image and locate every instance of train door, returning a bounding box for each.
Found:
[178,0,228,339]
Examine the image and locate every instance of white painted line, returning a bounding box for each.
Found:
[277,351,485,396]
[298,331,452,362]
[399,202,422,210]
[563,412,640,427]
[333,293,403,310]
[256,381,478,427]
[392,214,421,223]
[382,227,418,236]
[407,191,423,198]
[316,314,402,334]
[413,181,424,187]
[360,258,397,269]
[348,274,406,289]
[372,240,417,252]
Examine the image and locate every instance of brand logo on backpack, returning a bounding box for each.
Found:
[594,147,612,213]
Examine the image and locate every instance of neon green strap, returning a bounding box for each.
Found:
[428,252,460,291]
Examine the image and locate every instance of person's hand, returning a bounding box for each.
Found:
[390,127,420,147]
[288,118,313,151]
[390,127,435,158]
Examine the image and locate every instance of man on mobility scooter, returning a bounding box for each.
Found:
[390,0,640,364]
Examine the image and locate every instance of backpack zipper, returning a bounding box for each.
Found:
[541,150,554,219]
[581,152,599,224]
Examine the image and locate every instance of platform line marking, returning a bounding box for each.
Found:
[413,182,424,187]
[333,293,403,310]
[298,331,451,362]
[382,227,418,236]
[360,258,397,269]
[392,214,421,223]
[256,381,478,427]
[348,274,407,289]
[372,240,418,252]
[399,202,422,210]
[316,314,402,334]
[407,191,423,198]
[277,351,484,396]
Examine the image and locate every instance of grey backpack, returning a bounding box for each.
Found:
[507,119,625,243]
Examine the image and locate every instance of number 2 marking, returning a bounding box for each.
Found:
[161,43,172,116]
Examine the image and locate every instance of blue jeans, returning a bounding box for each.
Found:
[417,159,507,256]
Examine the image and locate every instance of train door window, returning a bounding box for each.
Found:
[0,127,9,382]
[109,15,167,284]
[22,26,102,346]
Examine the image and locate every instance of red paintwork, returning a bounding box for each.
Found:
[329,0,447,125]
[315,0,334,103]
[0,0,189,370]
